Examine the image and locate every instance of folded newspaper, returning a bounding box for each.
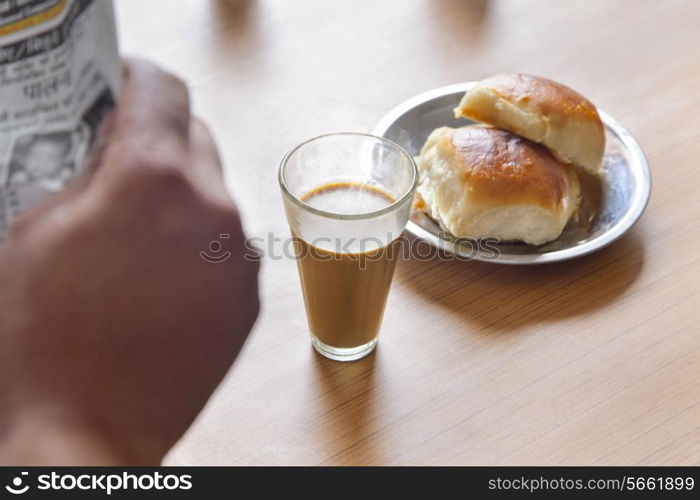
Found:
[0,0,120,243]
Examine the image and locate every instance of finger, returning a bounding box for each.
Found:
[190,118,222,176]
[79,110,116,179]
[108,58,191,167]
[189,118,236,208]
[95,110,116,148]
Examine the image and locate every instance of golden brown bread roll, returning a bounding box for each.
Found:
[415,125,580,245]
[454,74,605,175]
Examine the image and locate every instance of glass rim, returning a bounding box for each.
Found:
[278,132,418,221]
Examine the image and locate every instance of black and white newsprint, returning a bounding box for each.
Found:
[0,0,120,243]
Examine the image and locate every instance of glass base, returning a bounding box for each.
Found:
[311,334,377,362]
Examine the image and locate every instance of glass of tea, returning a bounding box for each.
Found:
[279,133,418,361]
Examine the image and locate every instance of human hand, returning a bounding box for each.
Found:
[0,59,260,465]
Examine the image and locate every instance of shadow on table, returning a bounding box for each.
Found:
[311,348,383,464]
[430,0,491,36]
[209,0,261,52]
[397,228,646,334]
[213,0,255,17]
[413,0,492,59]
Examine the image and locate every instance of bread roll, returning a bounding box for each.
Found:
[454,74,605,175]
[415,126,580,245]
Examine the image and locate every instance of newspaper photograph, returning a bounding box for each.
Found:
[0,0,120,243]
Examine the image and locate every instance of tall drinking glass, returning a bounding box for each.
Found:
[279,133,418,361]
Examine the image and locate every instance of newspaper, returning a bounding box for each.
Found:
[0,0,120,243]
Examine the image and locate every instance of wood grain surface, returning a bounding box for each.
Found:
[114,0,700,465]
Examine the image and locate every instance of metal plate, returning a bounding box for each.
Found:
[373,83,651,264]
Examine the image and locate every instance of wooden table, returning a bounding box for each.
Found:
[115,0,700,465]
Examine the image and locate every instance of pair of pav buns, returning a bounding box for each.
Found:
[415,73,605,245]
